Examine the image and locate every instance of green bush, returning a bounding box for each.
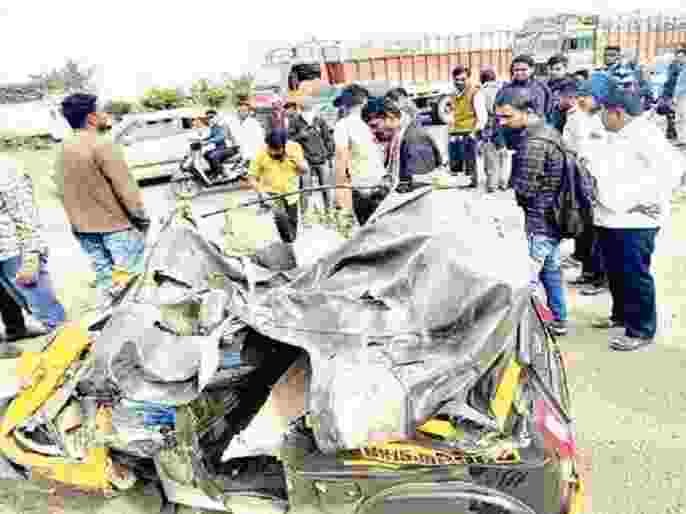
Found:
[0,135,54,152]
[190,79,230,109]
[140,88,186,111]
[204,87,229,109]
[106,99,136,119]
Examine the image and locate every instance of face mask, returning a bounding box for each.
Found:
[454,80,466,92]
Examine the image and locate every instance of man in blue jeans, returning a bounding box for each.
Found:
[586,76,685,350]
[55,94,150,305]
[0,158,65,340]
[495,90,568,336]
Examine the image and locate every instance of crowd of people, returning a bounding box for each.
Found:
[0,45,685,355]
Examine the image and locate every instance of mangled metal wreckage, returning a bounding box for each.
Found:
[0,188,585,514]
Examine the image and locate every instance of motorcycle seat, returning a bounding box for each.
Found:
[217,146,241,163]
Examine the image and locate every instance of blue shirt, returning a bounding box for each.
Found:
[204,125,227,149]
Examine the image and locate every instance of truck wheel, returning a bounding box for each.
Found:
[432,95,453,125]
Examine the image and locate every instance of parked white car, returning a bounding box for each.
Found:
[112,108,211,182]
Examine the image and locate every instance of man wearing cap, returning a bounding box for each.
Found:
[448,65,487,187]
[584,76,685,350]
[561,79,608,296]
[333,84,387,226]
[246,128,309,243]
[55,93,150,304]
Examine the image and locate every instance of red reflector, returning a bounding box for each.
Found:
[535,398,577,459]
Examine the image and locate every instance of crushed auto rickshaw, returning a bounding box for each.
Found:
[0,186,585,514]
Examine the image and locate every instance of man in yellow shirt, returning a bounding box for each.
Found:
[247,128,309,243]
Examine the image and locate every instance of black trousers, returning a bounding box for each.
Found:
[573,224,605,278]
[597,227,659,338]
[352,187,389,226]
[272,201,299,243]
[0,284,25,337]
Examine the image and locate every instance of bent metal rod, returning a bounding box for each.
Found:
[199,185,391,219]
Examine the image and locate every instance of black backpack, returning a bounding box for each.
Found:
[529,136,597,239]
[289,115,330,165]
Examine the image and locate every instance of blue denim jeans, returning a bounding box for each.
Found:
[0,254,66,330]
[597,227,659,339]
[528,234,567,322]
[448,134,477,171]
[74,228,145,292]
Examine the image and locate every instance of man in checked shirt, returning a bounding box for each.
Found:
[0,157,66,342]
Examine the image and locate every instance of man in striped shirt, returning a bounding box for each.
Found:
[0,158,65,341]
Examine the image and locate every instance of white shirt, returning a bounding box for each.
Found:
[334,110,385,188]
[228,115,265,161]
[585,116,685,229]
[562,108,604,158]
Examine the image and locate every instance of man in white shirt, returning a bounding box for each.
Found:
[562,80,608,297]
[585,78,685,351]
[333,85,387,226]
[229,97,265,163]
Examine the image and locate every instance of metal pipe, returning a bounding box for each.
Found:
[199,185,389,219]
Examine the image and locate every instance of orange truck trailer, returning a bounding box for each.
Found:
[252,41,513,126]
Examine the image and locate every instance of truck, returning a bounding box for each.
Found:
[511,13,639,77]
[252,40,463,126]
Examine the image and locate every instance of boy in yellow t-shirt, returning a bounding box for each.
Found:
[247,128,309,242]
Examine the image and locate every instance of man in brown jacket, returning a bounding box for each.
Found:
[55,94,150,301]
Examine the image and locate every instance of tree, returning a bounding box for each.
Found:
[189,78,229,109]
[140,87,185,111]
[204,87,229,109]
[223,73,255,105]
[29,58,96,95]
[104,99,137,121]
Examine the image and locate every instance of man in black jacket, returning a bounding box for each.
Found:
[382,100,443,192]
[286,99,335,210]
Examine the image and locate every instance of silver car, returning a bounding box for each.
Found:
[112,108,211,183]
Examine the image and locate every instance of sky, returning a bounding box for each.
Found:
[1,1,684,98]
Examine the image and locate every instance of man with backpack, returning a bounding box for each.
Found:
[286,98,336,211]
[496,89,591,336]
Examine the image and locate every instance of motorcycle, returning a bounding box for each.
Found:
[171,137,249,198]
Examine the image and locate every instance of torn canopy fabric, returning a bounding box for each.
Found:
[230,188,537,452]
[89,187,540,453]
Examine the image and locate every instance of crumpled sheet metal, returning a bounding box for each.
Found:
[90,190,535,451]
[94,306,220,406]
[233,188,535,452]
[87,214,305,406]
